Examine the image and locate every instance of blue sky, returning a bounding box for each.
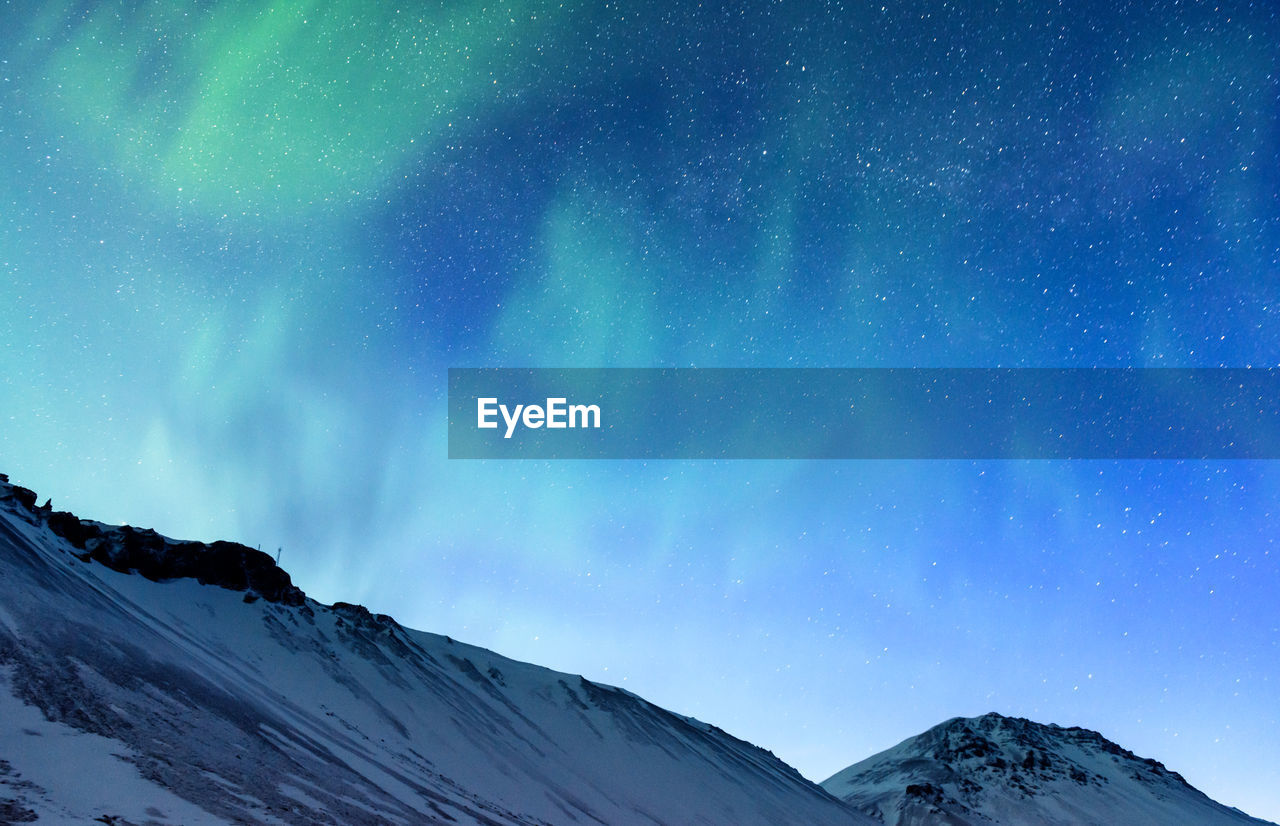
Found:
[2,0,1278,819]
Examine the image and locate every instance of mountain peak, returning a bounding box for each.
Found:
[823,712,1270,826]
[920,711,1189,787]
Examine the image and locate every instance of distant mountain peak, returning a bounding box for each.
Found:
[912,711,1188,788]
[823,712,1273,826]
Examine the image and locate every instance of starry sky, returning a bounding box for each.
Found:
[2,0,1279,819]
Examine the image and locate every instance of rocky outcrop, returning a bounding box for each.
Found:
[0,476,304,606]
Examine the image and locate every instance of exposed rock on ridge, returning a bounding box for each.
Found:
[0,474,304,605]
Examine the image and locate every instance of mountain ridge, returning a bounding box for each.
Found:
[1,472,1273,825]
[0,473,867,825]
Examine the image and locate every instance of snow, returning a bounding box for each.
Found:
[0,482,864,825]
[821,713,1278,826]
[3,476,1272,826]
[0,674,242,825]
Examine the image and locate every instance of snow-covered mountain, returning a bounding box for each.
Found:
[0,474,867,825]
[822,712,1275,826]
[2,472,1273,826]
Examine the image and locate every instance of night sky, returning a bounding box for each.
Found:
[2,0,1279,819]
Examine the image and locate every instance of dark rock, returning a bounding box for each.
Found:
[2,484,38,512]
[0,798,39,822]
[332,601,376,623]
[48,511,98,549]
[331,602,401,633]
[905,783,945,803]
[42,509,305,606]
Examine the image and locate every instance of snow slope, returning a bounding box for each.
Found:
[822,712,1276,826]
[0,476,867,825]
[3,472,1272,826]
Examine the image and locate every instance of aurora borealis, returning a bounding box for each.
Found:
[2,0,1279,819]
